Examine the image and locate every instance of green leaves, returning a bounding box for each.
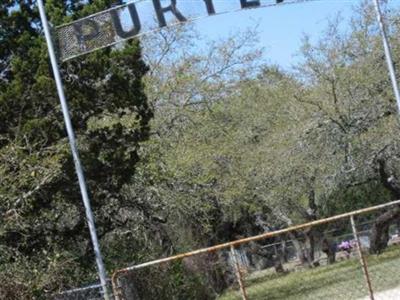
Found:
[1,1,152,297]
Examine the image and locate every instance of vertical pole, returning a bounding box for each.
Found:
[372,0,400,115]
[230,245,248,300]
[37,1,110,299]
[111,272,123,300]
[350,216,374,300]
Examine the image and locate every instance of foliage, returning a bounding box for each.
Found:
[139,2,400,235]
[0,0,152,298]
[129,4,400,292]
[3,0,400,298]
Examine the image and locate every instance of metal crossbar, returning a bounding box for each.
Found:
[113,199,400,273]
[111,199,400,300]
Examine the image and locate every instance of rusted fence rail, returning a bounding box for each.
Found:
[110,199,400,300]
[55,200,400,299]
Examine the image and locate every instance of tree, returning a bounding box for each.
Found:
[138,24,266,247]
[0,1,152,298]
[138,2,400,271]
[294,3,400,253]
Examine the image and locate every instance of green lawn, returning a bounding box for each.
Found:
[219,246,400,300]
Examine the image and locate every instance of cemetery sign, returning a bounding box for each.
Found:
[56,0,286,61]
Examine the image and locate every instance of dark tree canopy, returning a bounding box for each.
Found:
[0,1,152,298]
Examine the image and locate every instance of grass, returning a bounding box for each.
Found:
[218,246,400,300]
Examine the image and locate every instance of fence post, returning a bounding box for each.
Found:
[111,272,124,300]
[350,215,375,300]
[230,245,249,300]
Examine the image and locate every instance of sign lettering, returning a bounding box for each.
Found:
[110,3,141,38]
[152,0,187,27]
[240,0,261,9]
[56,0,290,62]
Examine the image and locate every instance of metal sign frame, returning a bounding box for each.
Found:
[56,0,295,62]
[37,1,110,299]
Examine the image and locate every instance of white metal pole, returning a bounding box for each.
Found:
[373,0,400,114]
[37,1,110,299]
[230,245,248,300]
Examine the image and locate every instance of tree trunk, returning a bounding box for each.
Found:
[396,218,400,234]
[370,207,400,254]
[321,237,336,264]
[306,231,316,263]
[370,159,400,254]
[289,232,312,267]
[273,244,285,273]
[281,240,289,263]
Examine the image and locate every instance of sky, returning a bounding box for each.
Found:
[185,0,400,69]
[58,0,400,66]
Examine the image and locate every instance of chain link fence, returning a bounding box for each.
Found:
[53,201,400,300]
[51,281,114,300]
[110,200,400,300]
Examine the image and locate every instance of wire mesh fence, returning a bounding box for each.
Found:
[53,201,400,300]
[229,218,371,300]
[357,210,400,300]
[110,200,400,300]
[51,281,114,300]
